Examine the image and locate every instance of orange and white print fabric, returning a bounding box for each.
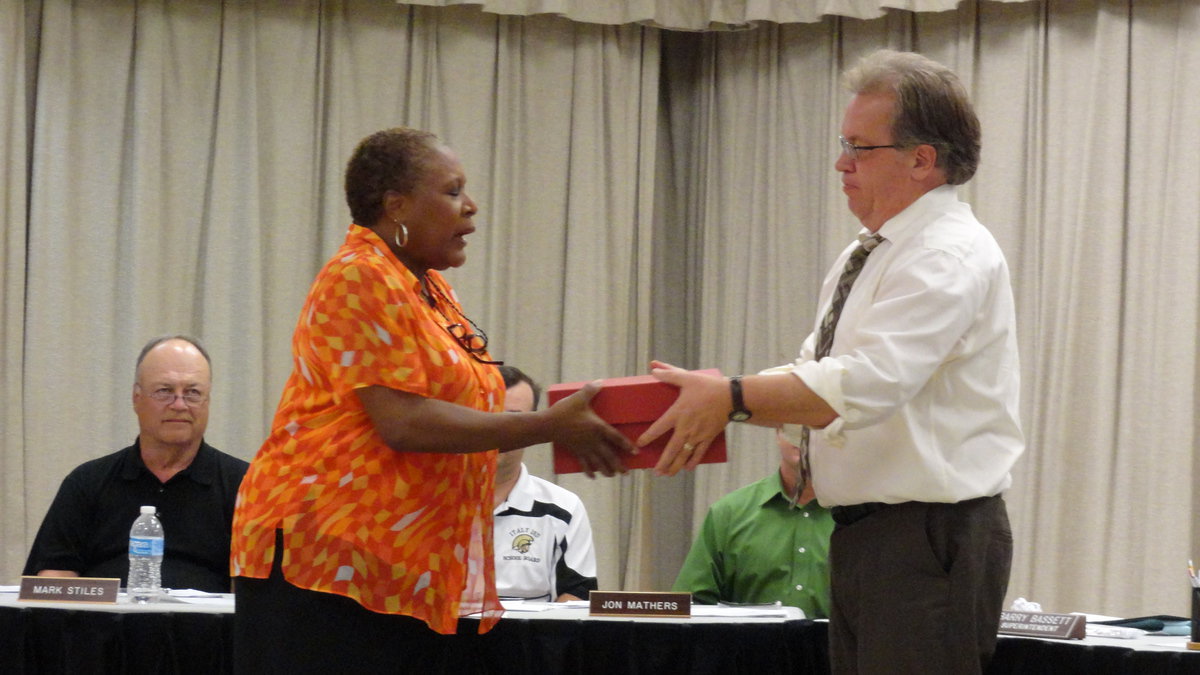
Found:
[231,224,505,635]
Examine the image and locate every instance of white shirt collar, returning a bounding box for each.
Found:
[494,462,534,513]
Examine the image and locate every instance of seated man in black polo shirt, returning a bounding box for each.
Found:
[24,335,248,593]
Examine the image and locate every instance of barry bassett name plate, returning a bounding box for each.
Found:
[19,575,120,603]
[590,591,690,618]
[998,610,1086,640]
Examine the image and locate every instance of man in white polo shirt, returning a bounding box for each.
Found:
[493,365,598,602]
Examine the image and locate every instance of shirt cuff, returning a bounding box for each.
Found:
[760,359,856,448]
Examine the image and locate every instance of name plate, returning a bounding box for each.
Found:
[999,610,1086,640]
[589,591,690,617]
[19,575,120,604]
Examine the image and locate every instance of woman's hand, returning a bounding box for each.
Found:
[356,381,632,478]
[544,381,633,479]
[636,361,731,476]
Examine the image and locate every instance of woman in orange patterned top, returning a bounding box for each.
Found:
[230,128,631,672]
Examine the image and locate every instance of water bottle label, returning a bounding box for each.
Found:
[130,536,164,556]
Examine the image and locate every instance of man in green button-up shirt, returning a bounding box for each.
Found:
[672,431,835,618]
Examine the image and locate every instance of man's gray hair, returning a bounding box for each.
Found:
[134,334,212,382]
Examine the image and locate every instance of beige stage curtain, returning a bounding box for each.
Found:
[4,0,663,594]
[660,0,1200,618]
[401,0,1034,30]
[6,0,1200,622]
[1,0,30,590]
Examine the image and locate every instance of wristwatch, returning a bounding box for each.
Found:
[728,376,752,422]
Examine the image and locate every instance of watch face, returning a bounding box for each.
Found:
[728,410,751,422]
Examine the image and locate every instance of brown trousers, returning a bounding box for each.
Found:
[828,495,1012,674]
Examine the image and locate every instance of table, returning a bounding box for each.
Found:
[991,632,1200,674]
[4,590,1200,674]
[0,590,234,675]
[456,603,827,674]
[0,593,820,674]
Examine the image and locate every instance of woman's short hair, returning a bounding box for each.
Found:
[843,50,981,185]
[344,128,441,226]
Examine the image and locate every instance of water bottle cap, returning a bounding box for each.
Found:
[140,505,156,514]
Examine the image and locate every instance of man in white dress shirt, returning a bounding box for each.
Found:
[639,49,1023,674]
[493,365,598,602]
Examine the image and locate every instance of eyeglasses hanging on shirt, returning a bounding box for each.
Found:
[424,275,503,366]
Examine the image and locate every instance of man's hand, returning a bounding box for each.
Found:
[636,361,731,476]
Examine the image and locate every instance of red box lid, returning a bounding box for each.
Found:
[546,369,727,474]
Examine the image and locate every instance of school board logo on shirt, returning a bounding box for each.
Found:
[504,528,542,563]
[511,533,535,553]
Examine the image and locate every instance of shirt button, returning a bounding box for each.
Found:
[797,547,806,553]
[795,584,803,591]
[803,512,810,518]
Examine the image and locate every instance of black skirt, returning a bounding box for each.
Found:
[233,530,485,674]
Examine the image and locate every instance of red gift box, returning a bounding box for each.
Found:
[546,370,727,474]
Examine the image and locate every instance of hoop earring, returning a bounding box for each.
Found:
[393,220,408,248]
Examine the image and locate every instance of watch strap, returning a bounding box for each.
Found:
[728,376,752,422]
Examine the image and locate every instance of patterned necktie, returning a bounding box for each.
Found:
[793,233,884,506]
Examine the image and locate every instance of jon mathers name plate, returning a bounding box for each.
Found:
[589,591,690,618]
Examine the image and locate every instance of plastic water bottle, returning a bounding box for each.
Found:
[128,505,164,603]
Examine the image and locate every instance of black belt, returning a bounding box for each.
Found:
[830,502,891,526]
[831,495,1001,526]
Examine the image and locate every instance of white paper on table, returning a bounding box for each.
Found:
[1072,612,1125,622]
[692,605,795,618]
[162,589,233,606]
[166,589,224,598]
[500,600,556,612]
[1085,625,1146,639]
[500,599,590,612]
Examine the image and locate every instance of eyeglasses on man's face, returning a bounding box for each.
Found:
[140,385,208,406]
[838,135,900,161]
